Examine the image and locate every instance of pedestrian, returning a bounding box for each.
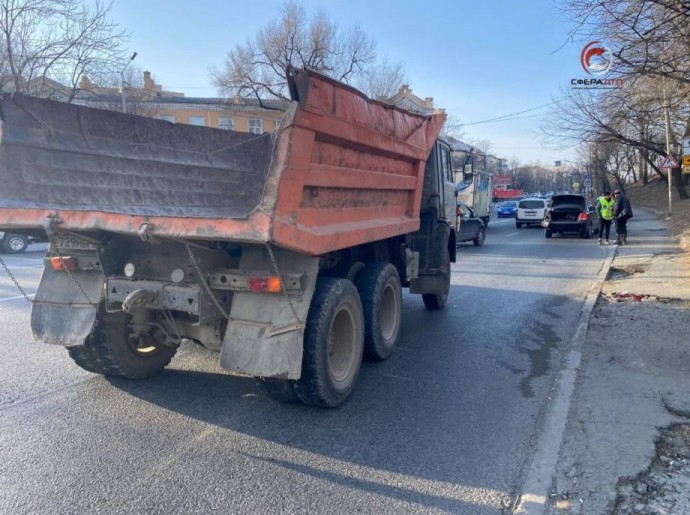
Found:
[613,188,633,245]
[596,191,615,244]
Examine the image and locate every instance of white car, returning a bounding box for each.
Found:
[516,199,549,228]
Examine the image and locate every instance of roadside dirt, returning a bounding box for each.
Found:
[613,424,690,514]
[625,177,690,249]
[610,179,690,514]
[545,183,690,514]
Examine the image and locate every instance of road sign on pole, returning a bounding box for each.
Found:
[660,154,679,169]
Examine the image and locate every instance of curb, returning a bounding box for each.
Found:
[514,245,618,514]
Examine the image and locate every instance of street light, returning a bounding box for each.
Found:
[121,51,138,113]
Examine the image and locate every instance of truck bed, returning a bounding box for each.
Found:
[0,68,444,256]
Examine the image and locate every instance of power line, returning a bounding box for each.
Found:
[460,101,556,127]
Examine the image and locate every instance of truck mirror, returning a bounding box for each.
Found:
[462,156,474,183]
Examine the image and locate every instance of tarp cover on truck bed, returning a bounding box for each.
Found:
[0,94,274,218]
[0,67,445,255]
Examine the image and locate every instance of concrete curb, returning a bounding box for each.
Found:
[513,246,618,514]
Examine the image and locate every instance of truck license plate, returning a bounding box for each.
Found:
[53,235,97,250]
[525,211,536,215]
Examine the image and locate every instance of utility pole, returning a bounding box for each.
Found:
[663,101,673,217]
[121,52,138,114]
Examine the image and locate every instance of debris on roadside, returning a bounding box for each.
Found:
[608,264,648,281]
[613,424,690,514]
[597,291,670,304]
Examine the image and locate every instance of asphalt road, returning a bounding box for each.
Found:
[0,221,611,514]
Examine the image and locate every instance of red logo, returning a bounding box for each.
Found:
[580,41,614,76]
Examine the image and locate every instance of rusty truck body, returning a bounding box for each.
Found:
[0,68,456,407]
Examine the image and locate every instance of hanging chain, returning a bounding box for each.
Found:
[184,242,230,320]
[50,238,98,307]
[0,236,96,306]
[265,243,303,328]
[0,254,34,304]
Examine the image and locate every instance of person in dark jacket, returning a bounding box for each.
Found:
[613,189,633,245]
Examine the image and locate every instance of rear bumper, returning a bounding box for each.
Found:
[516,216,544,224]
[543,221,590,232]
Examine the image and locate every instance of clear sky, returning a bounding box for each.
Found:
[108,0,585,166]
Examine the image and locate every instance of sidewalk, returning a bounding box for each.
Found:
[546,208,690,514]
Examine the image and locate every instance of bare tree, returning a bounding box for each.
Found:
[352,57,407,99]
[558,0,689,85]
[441,114,467,141]
[465,137,494,157]
[210,0,404,101]
[552,0,689,197]
[0,0,129,101]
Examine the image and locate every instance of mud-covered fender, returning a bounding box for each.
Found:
[31,266,104,346]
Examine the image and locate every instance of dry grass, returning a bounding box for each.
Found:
[624,176,690,249]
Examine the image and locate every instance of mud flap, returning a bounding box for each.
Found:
[31,266,105,346]
[219,248,318,380]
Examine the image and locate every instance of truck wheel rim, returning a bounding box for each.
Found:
[380,283,399,341]
[126,323,164,357]
[328,305,357,382]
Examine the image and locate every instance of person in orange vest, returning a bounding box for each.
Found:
[596,191,615,244]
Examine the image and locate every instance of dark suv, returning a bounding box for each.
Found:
[542,194,599,239]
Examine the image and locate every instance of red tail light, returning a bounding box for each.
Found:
[577,212,588,221]
[248,276,282,293]
[49,256,77,271]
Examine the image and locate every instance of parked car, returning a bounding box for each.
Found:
[496,201,518,218]
[516,198,549,228]
[0,231,47,253]
[542,194,599,239]
[456,202,486,246]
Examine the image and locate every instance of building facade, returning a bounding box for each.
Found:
[77,71,288,134]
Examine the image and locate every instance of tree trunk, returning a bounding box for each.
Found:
[673,167,690,200]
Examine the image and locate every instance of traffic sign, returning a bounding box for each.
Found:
[660,154,679,169]
[683,155,690,166]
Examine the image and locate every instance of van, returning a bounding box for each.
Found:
[516,198,549,228]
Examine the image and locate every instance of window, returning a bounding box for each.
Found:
[518,200,546,209]
[219,117,235,131]
[159,115,175,123]
[248,118,262,134]
[440,148,453,182]
[189,116,205,126]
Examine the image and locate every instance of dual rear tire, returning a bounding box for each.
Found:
[261,263,404,408]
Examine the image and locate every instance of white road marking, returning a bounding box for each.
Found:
[506,232,518,237]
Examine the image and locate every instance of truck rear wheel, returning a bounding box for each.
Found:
[66,338,105,374]
[89,310,177,379]
[255,378,300,403]
[356,263,402,361]
[295,278,364,408]
[422,249,450,310]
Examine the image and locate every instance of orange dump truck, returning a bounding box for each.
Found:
[0,68,456,407]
